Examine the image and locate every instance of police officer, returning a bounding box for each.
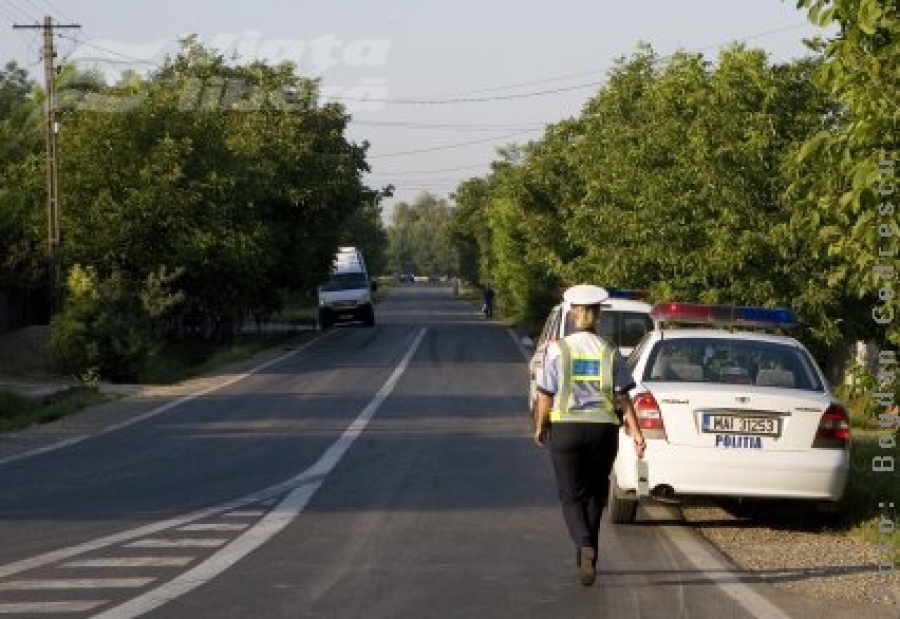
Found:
[533,284,646,586]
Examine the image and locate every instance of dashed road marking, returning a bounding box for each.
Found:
[221,510,265,518]
[126,539,228,549]
[62,557,195,568]
[0,600,107,614]
[0,578,154,590]
[178,523,248,532]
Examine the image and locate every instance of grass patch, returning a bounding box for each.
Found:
[0,386,115,433]
[843,429,900,560]
[273,298,318,325]
[138,333,298,385]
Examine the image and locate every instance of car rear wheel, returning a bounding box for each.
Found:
[608,471,638,524]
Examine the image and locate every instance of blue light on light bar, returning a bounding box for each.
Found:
[736,307,798,327]
[605,287,648,300]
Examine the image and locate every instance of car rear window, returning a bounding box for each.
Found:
[565,310,653,349]
[642,337,825,391]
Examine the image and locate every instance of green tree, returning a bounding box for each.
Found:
[792,0,899,346]
[0,62,45,323]
[55,38,374,348]
[450,44,842,349]
[387,192,457,277]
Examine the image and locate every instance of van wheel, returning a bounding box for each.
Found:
[608,472,638,524]
[362,305,375,327]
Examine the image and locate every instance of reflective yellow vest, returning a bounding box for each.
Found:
[550,334,620,425]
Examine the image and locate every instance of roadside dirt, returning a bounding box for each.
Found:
[679,501,899,609]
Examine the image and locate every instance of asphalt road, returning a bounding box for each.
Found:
[0,284,893,618]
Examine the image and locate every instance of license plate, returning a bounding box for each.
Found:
[702,414,780,437]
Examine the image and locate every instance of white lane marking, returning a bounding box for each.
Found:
[0,578,154,590]
[0,333,334,467]
[659,525,791,619]
[63,557,194,568]
[93,327,428,619]
[126,539,227,549]
[0,493,276,579]
[178,523,248,532]
[507,327,530,361]
[0,601,107,614]
[221,510,265,518]
[0,327,366,579]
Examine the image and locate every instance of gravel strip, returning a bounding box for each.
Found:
[680,502,899,609]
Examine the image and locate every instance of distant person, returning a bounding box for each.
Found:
[533,284,645,586]
[482,284,495,318]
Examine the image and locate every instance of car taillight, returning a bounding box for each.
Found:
[632,391,667,440]
[813,403,851,449]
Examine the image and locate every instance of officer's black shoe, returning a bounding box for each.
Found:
[578,546,596,586]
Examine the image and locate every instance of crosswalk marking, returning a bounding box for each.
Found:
[222,510,265,518]
[179,523,248,532]
[126,539,227,549]
[0,601,107,613]
[0,578,154,590]
[63,557,195,568]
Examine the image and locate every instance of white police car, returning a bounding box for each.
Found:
[608,303,851,524]
[524,288,654,408]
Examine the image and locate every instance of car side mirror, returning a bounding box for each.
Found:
[521,336,535,350]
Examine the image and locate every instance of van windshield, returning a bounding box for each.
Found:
[322,272,368,291]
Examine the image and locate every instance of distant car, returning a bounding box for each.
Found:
[525,288,654,409]
[398,273,414,283]
[607,303,850,524]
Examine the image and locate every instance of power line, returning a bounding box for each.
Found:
[325,80,606,106]
[379,22,814,101]
[46,22,815,110]
[18,0,49,19]
[37,0,75,23]
[0,0,35,23]
[57,32,159,65]
[351,119,546,132]
[371,161,500,175]
[368,128,540,159]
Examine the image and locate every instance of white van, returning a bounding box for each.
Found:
[317,247,376,328]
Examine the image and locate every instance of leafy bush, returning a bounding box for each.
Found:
[50,265,152,382]
[836,362,899,430]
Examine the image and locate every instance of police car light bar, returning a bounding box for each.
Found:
[650,303,798,330]
[605,287,649,301]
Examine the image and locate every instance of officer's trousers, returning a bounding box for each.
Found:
[549,422,620,556]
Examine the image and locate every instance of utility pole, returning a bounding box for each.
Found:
[13,16,80,315]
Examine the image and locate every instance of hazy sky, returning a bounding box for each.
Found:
[1,1,827,216]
